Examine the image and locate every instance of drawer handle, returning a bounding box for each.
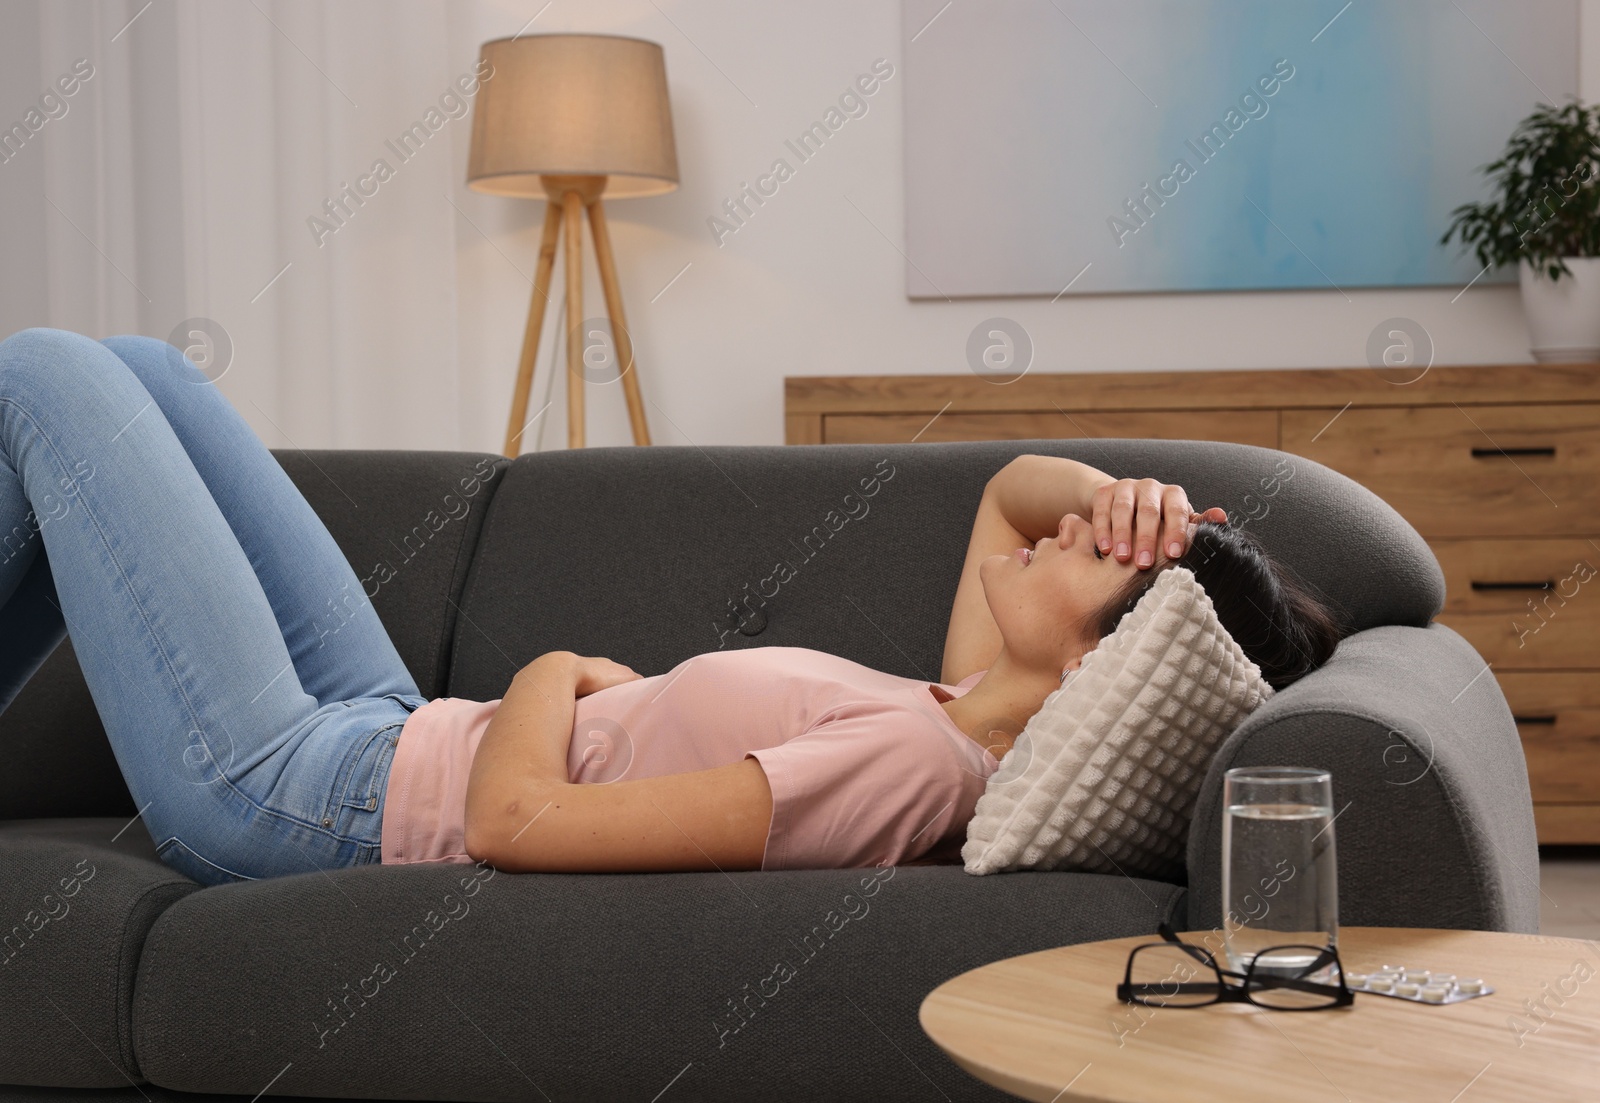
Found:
[1470,446,1555,458]
[1470,580,1554,592]
[1513,715,1558,726]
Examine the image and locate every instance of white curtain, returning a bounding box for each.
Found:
[0,0,519,450]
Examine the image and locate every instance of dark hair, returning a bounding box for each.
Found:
[1085,522,1345,690]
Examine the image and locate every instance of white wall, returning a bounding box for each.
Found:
[472,0,1600,451]
[5,0,1599,451]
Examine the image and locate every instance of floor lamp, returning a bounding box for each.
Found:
[466,34,679,454]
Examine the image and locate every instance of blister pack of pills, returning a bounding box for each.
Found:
[1344,964,1493,1004]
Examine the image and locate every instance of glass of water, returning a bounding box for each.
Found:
[1222,767,1339,981]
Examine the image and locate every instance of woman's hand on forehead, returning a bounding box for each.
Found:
[1084,478,1228,569]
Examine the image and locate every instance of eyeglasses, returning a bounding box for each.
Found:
[1117,922,1355,1011]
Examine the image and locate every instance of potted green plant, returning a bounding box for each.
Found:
[1441,98,1600,362]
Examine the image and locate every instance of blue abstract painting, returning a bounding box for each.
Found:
[901,0,1579,297]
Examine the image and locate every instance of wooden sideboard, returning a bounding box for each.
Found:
[786,365,1600,844]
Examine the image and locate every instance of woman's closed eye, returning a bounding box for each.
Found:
[1092,543,1105,561]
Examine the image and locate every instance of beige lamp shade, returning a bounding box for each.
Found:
[467,34,679,199]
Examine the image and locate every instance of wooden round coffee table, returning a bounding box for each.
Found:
[920,927,1600,1102]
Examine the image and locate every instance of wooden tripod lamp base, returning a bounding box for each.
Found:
[502,174,653,456]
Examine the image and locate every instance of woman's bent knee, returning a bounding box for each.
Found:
[0,326,103,369]
[0,327,156,432]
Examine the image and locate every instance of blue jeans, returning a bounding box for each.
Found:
[0,328,429,885]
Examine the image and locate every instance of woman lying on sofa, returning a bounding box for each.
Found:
[0,328,1340,886]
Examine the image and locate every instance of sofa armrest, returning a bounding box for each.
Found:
[1185,623,1539,934]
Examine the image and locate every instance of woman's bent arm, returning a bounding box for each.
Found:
[463,652,774,872]
[940,455,1221,683]
[466,759,773,873]
[941,455,1115,683]
[468,654,580,788]
[984,454,1116,539]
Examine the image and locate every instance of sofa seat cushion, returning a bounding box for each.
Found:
[132,863,1183,1102]
[0,817,198,1088]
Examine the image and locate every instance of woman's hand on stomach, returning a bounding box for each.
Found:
[525,651,643,698]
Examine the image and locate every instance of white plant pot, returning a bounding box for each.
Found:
[1519,257,1600,362]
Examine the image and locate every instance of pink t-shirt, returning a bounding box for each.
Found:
[379,646,998,870]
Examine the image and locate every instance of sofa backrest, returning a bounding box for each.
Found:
[0,449,506,820]
[445,439,1443,700]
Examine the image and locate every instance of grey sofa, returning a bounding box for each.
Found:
[0,438,1538,1103]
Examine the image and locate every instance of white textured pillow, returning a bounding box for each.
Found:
[962,565,1272,879]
